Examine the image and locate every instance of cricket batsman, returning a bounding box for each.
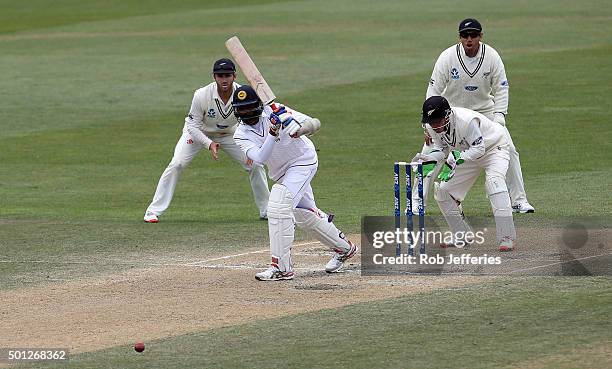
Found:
[232,85,357,281]
[415,96,516,251]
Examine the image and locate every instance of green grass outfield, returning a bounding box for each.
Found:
[1,0,611,368]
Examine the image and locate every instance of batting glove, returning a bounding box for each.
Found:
[271,103,287,115]
[268,118,281,136]
[437,150,464,182]
[269,105,300,137]
[268,104,286,136]
[269,112,293,134]
[285,120,302,136]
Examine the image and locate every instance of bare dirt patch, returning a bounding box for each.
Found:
[0,239,486,355]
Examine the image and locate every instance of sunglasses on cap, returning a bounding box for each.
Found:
[460,31,481,39]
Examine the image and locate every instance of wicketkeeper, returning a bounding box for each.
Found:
[415,18,534,214]
[415,96,516,251]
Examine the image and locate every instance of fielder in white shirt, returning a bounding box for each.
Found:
[416,18,534,214]
[143,59,270,223]
[415,96,516,251]
[232,85,357,281]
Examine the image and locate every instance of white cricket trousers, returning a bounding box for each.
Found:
[278,163,319,209]
[500,125,528,205]
[439,147,509,202]
[146,131,270,217]
[416,122,529,207]
[436,146,516,244]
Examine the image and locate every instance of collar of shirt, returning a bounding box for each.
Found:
[460,41,483,60]
[213,82,239,107]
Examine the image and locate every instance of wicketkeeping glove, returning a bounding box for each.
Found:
[437,150,464,182]
[410,153,438,178]
[420,161,438,178]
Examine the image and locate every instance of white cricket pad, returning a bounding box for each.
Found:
[293,207,351,253]
[267,184,295,272]
[487,185,516,244]
[434,182,473,244]
[484,175,508,196]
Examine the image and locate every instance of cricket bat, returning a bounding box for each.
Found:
[225,36,276,105]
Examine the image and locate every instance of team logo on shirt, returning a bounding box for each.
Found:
[207,108,216,118]
[451,68,460,80]
[465,85,478,91]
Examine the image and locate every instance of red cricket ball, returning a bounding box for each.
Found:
[134,341,145,353]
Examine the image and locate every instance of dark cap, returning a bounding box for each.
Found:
[213,58,236,74]
[458,18,482,33]
[422,96,451,124]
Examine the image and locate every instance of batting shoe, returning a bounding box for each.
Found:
[499,237,514,252]
[512,202,535,213]
[255,267,294,281]
[440,240,472,249]
[143,211,159,223]
[325,241,358,273]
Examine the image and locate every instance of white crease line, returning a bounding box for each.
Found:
[184,241,321,267]
[198,264,360,273]
[0,241,326,267]
[183,250,268,266]
[0,260,187,266]
[507,253,612,274]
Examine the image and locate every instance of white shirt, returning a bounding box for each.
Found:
[183,82,241,148]
[425,107,508,162]
[426,42,509,118]
[233,105,317,181]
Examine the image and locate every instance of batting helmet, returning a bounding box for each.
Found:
[232,85,263,125]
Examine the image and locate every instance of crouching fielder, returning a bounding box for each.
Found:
[232,86,357,281]
[417,96,516,251]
